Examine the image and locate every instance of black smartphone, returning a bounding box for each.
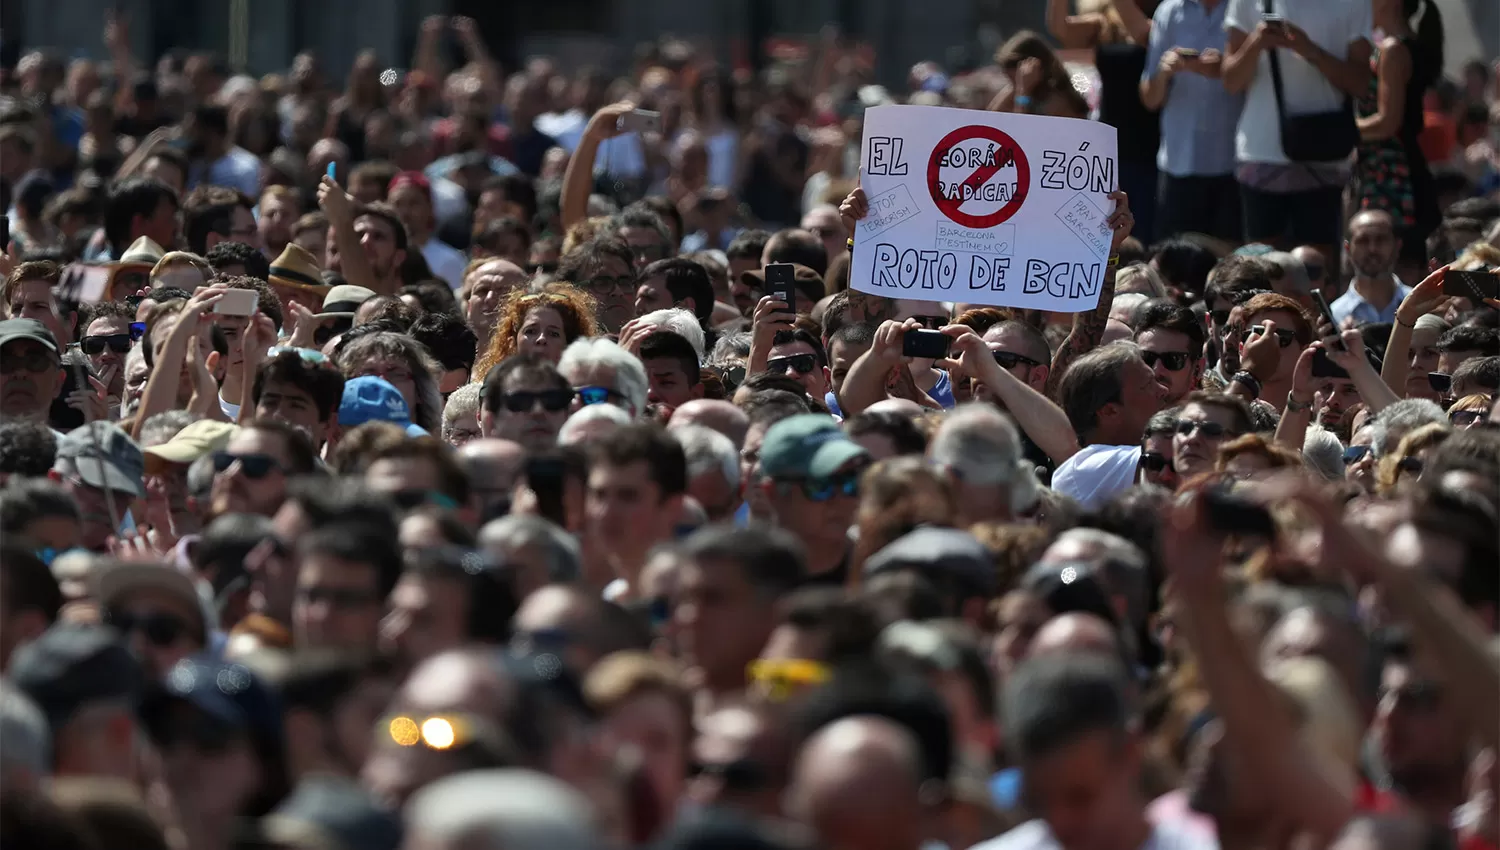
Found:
[764,263,798,309]
[1201,486,1276,538]
[1444,269,1500,302]
[1311,347,1349,380]
[1309,289,1344,351]
[525,455,567,527]
[902,328,951,359]
[0,214,9,248]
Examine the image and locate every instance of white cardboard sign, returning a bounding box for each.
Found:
[849,105,1120,313]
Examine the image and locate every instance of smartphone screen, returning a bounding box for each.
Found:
[213,289,260,316]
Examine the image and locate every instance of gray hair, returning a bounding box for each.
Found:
[708,331,752,367]
[335,331,445,433]
[673,424,740,490]
[1264,251,1312,296]
[442,383,483,442]
[929,403,1037,512]
[558,403,632,446]
[405,768,601,850]
[139,410,203,449]
[1115,264,1167,299]
[0,681,50,782]
[479,515,581,584]
[1370,398,1447,456]
[1301,425,1345,482]
[558,338,648,418]
[636,308,705,360]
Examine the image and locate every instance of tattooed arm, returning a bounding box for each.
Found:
[1044,190,1132,398]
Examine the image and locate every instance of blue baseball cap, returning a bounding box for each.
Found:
[339,375,428,437]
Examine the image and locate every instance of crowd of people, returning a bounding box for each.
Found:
[0,2,1498,850]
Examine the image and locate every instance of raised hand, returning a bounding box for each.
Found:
[839,185,869,238]
[1105,190,1133,252]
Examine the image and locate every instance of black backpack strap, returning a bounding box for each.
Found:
[1261,0,1290,122]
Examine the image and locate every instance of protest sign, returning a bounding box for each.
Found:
[850,105,1120,313]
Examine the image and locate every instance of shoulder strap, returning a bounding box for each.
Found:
[1261,0,1290,120]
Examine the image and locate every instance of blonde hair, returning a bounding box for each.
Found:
[561,216,610,255]
[1116,263,1167,299]
[1376,422,1451,494]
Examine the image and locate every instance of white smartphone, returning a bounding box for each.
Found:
[213,289,260,316]
[616,109,661,134]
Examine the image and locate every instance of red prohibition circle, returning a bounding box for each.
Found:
[926,124,1031,230]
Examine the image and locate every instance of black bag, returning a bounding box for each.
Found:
[1261,0,1359,162]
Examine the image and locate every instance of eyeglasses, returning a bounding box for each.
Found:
[779,468,862,502]
[1396,456,1424,474]
[106,609,191,647]
[581,275,636,294]
[747,658,831,702]
[688,757,770,791]
[500,389,571,413]
[267,346,328,363]
[297,585,380,608]
[1428,372,1452,394]
[213,451,285,480]
[767,354,817,376]
[1139,452,1173,472]
[1140,350,1192,372]
[359,367,413,385]
[715,364,747,392]
[575,386,624,407]
[0,350,56,374]
[80,334,134,355]
[511,627,575,654]
[1342,445,1371,465]
[1451,409,1489,427]
[390,489,460,511]
[1176,419,1227,439]
[992,350,1042,370]
[1209,309,1230,326]
[1249,324,1298,348]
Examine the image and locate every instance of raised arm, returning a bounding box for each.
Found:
[946,327,1079,464]
[840,319,921,416]
[317,176,382,295]
[1274,344,1318,451]
[1047,0,1104,49]
[1045,190,1132,397]
[1112,0,1153,46]
[1381,266,1447,395]
[132,287,225,439]
[560,103,632,232]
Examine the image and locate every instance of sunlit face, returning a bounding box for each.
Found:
[634,275,676,317]
[1346,213,1398,279]
[644,356,702,409]
[516,306,568,363]
[1172,401,1238,480]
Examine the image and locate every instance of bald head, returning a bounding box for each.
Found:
[405,768,601,850]
[790,716,927,850]
[864,398,925,418]
[458,439,527,493]
[1029,612,1119,659]
[670,399,750,449]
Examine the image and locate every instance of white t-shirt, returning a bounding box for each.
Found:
[970,819,1219,850]
[1051,444,1143,511]
[1223,0,1371,164]
[422,239,469,290]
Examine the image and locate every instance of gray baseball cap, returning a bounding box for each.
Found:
[54,422,145,498]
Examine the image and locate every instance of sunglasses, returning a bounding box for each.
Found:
[582,275,636,294]
[1451,409,1488,427]
[0,351,57,374]
[1209,309,1230,326]
[779,468,862,502]
[1176,419,1227,439]
[1249,324,1298,348]
[106,609,190,647]
[993,350,1042,370]
[1428,371,1452,394]
[1139,452,1173,472]
[747,658,832,702]
[390,489,460,511]
[511,627,576,653]
[576,385,623,406]
[213,451,285,480]
[767,354,817,375]
[688,757,770,792]
[1140,350,1191,371]
[501,389,572,413]
[80,333,135,355]
[1342,445,1371,465]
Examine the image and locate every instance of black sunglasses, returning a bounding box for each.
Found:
[1141,350,1191,371]
[81,333,134,355]
[107,609,190,647]
[1209,309,1230,326]
[1176,419,1227,439]
[1139,452,1173,472]
[213,451,284,480]
[1451,409,1488,427]
[1428,371,1452,394]
[993,350,1042,370]
[1249,324,1298,348]
[1342,445,1371,465]
[767,354,817,375]
[501,389,572,413]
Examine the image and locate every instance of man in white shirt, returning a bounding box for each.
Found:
[1222,0,1371,263]
[184,104,262,198]
[1052,344,1169,510]
[387,172,467,290]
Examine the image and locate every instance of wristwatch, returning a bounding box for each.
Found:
[1285,393,1314,413]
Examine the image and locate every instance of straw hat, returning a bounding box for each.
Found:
[267,243,327,294]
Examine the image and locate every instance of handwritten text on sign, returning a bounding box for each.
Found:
[851,105,1119,313]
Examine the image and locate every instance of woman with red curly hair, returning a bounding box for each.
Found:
[471,283,600,380]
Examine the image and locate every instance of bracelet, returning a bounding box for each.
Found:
[1107,254,1121,268]
[846,238,855,253]
[1285,393,1314,413]
[1231,370,1261,399]
[1395,314,1415,329]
